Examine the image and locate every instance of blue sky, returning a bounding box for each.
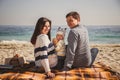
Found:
[0,0,120,25]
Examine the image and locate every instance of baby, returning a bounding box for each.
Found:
[52,27,67,69]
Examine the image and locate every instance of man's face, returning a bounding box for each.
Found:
[66,16,80,28]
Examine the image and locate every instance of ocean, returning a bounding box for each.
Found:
[0,25,120,44]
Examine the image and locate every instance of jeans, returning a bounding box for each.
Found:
[54,48,99,69]
[90,48,99,67]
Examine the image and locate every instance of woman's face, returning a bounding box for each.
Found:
[41,21,51,34]
[66,16,79,28]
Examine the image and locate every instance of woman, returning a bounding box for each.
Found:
[31,17,57,77]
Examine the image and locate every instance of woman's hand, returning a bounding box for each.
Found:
[46,71,55,78]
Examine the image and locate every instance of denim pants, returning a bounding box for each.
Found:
[90,48,99,67]
[52,48,99,70]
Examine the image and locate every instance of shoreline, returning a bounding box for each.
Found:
[0,41,120,73]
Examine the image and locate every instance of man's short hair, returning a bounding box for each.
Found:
[66,11,80,21]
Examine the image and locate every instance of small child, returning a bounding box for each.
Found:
[52,27,67,69]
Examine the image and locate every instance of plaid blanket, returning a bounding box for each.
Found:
[0,63,119,80]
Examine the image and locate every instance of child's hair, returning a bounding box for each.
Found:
[56,27,67,37]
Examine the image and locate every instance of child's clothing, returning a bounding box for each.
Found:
[53,27,67,69]
[55,40,66,56]
[54,27,66,56]
[54,40,66,70]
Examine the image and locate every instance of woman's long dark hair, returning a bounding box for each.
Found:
[31,17,51,45]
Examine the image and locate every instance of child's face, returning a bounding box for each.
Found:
[56,34,64,41]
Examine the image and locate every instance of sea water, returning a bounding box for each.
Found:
[0,25,120,44]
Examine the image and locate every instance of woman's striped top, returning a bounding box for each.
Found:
[34,34,57,72]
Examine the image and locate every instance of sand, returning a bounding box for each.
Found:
[0,41,120,73]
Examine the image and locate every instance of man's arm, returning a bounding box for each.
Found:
[64,30,78,69]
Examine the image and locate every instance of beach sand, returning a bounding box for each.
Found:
[0,41,120,73]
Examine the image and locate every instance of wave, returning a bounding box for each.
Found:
[0,40,31,44]
[0,25,120,44]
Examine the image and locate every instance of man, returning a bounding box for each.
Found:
[63,11,98,70]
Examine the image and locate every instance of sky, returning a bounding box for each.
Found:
[0,0,120,26]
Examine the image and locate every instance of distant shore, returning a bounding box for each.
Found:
[0,41,120,73]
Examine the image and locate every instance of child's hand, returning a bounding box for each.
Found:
[53,38,58,45]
